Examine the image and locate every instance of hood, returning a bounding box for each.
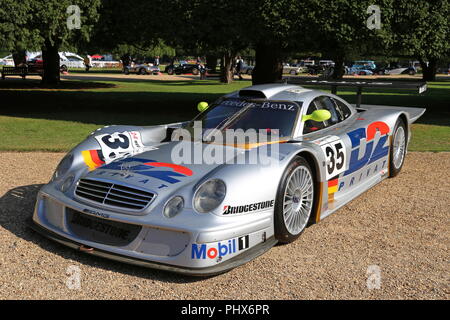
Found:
[83,141,244,199]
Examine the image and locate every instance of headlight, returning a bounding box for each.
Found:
[163,196,184,218]
[193,179,226,213]
[60,175,74,192]
[52,154,73,181]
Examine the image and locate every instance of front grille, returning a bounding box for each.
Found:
[75,178,155,211]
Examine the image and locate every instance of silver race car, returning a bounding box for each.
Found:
[123,63,160,75]
[30,80,426,276]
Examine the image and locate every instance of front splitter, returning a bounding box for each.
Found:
[27,218,278,277]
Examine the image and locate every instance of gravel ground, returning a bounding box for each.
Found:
[0,152,448,300]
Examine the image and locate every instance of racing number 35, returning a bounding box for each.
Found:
[321,138,347,179]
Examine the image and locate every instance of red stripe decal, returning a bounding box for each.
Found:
[328,179,338,187]
[143,162,193,176]
[89,150,105,166]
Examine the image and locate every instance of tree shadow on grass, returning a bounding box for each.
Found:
[0,184,211,283]
[0,78,117,90]
[62,74,229,85]
[0,90,223,125]
[0,76,447,127]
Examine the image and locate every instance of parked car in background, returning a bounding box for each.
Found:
[300,59,315,67]
[283,63,304,75]
[28,52,85,71]
[165,62,202,75]
[385,63,416,75]
[0,55,14,66]
[306,64,325,75]
[124,63,160,75]
[240,63,254,75]
[319,60,335,67]
[349,61,375,75]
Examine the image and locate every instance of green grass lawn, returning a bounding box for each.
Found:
[0,76,448,152]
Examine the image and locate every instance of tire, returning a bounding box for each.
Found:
[124,69,130,75]
[274,156,315,244]
[60,65,68,73]
[167,68,174,75]
[139,68,147,75]
[408,69,416,75]
[389,118,407,177]
[192,68,199,75]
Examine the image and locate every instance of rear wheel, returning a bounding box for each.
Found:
[124,68,130,75]
[274,156,315,244]
[139,68,147,75]
[192,68,199,75]
[167,68,174,75]
[389,118,407,177]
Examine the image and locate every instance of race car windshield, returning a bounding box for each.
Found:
[185,98,301,140]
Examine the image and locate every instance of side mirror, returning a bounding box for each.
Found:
[197,101,209,112]
[302,109,331,122]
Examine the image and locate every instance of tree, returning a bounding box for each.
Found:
[304,0,394,79]
[0,0,101,84]
[246,0,305,84]
[160,0,250,83]
[393,0,449,81]
[0,0,40,65]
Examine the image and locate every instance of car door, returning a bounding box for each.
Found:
[302,95,356,209]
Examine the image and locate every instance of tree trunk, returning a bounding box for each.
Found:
[12,50,26,67]
[42,39,61,85]
[252,42,283,85]
[205,54,218,74]
[220,52,234,84]
[331,54,345,80]
[419,57,437,81]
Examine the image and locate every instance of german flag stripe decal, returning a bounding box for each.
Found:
[328,178,339,194]
[82,150,105,171]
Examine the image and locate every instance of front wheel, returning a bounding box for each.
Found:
[274,156,315,244]
[389,118,407,177]
[192,68,199,75]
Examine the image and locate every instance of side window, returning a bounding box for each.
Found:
[303,96,348,134]
[314,96,340,125]
[303,100,326,134]
[332,98,352,120]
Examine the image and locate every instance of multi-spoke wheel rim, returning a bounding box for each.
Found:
[283,166,314,235]
[393,126,406,169]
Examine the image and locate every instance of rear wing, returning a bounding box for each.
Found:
[280,79,427,108]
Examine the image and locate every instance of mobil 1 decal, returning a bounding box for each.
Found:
[317,135,347,180]
[191,235,250,260]
[238,235,249,250]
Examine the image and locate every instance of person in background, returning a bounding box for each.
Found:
[120,53,131,72]
[236,56,244,80]
[154,56,160,66]
[84,55,92,72]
